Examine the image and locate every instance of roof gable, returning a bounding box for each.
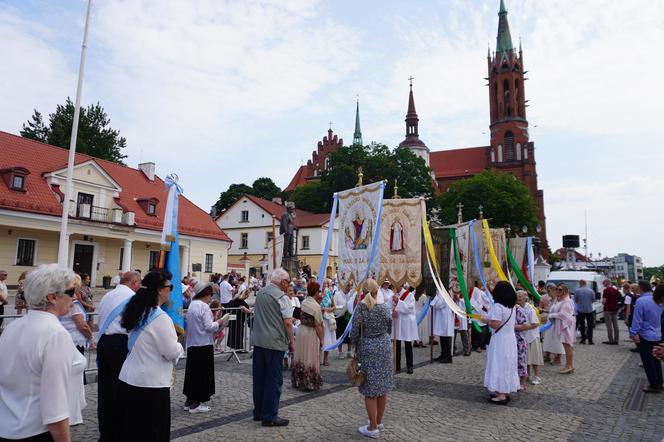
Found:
[46,159,122,191]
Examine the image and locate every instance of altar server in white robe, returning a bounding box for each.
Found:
[470,283,492,352]
[453,296,471,356]
[431,290,455,363]
[393,285,418,374]
[416,291,431,347]
[378,279,395,337]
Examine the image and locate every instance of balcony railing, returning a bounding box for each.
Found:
[73,203,123,224]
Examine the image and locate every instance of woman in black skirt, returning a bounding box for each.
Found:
[334,284,352,359]
[183,282,229,413]
[226,289,252,350]
[118,269,184,441]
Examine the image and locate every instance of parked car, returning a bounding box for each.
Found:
[547,270,605,322]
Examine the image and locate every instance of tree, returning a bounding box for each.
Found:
[214,183,254,214]
[251,177,281,201]
[437,170,540,231]
[293,143,434,213]
[21,98,127,164]
[644,266,664,282]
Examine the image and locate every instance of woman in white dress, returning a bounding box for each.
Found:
[481,281,519,405]
[542,285,564,364]
[415,291,430,347]
[320,279,337,366]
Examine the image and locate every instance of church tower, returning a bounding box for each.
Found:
[398,78,429,167]
[353,98,363,146]
[488,0,529,165]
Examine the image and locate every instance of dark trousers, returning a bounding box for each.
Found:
[0,433,54,441]
[252,346,285,423]
[638,339,663,388]
[578,312,594,342]
[454,330,470,355]
[439,336,453,362]
[97,334,128,442]
[395,340,413,370]
[0,304,4,327]
[118,381,170,441]
[471,325,489,349]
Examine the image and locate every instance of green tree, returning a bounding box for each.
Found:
[644,266,664,282]
[292,143,435,213]
[437,170,539,231]
[251,177,281,201]
[214,183,254,214]
[21,98,127,164]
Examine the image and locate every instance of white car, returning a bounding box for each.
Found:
[547,271,605,322]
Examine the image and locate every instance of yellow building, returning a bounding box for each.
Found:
[0,131,231,286]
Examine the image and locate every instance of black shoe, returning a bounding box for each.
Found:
[407,367,413,374]
[262,417,289,427]
[253,416,261,421]
[588,341,594,345]
[463,351,471,357]
[580,340,586,345]
[602,341,612,345]
[439,358,452,364]
[395,368,402,373]
[487,397,508,405]
[611,342,619,345]
[630,347,639,353]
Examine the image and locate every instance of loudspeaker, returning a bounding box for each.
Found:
[562,235,580,248]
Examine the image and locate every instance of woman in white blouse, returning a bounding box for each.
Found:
[118,270,184,441]
[0,264,84,442]
[183,282,228,413]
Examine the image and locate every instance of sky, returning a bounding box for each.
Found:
[1,0,663,265]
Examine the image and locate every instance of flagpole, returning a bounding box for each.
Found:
[57,0,93,266]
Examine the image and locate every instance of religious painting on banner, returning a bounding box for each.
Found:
[379,198,422,288]
[337,182,384,291]
[509,237,528,284]
[449,224,470,299]
[481,228,508,291]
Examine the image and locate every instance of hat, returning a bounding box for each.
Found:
[382,279,389,285]
[193,282,213,297]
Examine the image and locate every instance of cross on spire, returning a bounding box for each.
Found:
[408,76,414,89]
[328,121,333,130]
[457,202,464,224]
[478,204,484,219]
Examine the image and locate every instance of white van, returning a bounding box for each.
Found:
[546,270,606,322]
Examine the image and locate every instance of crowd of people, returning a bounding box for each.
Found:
[0,263,663,441]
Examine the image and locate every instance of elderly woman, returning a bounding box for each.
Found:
[292,281,324,391]
[284,284,301,369]
[514,290,539,390]
[542,284,564,364]
[0,264,85,441]
[482,281,519,405]
[60,274,93,355]
[320,278,337,366]
[183,282,229,413]
[118,269,185,441]
[350,279,394,438]
[549,284,576,374]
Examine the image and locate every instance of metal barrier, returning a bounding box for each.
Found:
[0,305,254,379]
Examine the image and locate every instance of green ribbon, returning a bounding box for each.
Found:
[505,243,541,302]
[450,228,482,333]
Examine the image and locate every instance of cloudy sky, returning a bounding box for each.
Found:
[1,0,662,265]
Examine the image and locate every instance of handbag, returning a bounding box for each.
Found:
[346,311,366,387]
[324,312,337,331]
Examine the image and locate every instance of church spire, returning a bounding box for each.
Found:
[353,97,363,146]
[496,0,513,53]
[399,77,429,165]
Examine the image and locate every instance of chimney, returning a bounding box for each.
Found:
[271,197,282,205]
[138,162,155,181]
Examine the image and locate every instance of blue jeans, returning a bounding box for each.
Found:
[252,346,285,422]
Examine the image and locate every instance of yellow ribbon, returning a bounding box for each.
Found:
[421,201,439,275]
[481,219,508,282]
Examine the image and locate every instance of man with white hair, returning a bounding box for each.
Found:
[251,268,294,427]
[96,270,142,441]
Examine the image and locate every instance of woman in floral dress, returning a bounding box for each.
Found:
[292,281,324,391]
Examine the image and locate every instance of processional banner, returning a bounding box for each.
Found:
[508,237,528,283]
[379,198,422,288]
[337,181,384,291]
[449,224,470,298]
[267,234,284,275]
[477,224,508,292]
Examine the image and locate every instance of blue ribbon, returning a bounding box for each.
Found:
[98,297,131,337]
[127,307,165,352]
[318,193,338,287]
[162,176,184,330]
[416,296,431,325]
[469,220,493,304]
[527,236,535,283]
[539,320,553,333]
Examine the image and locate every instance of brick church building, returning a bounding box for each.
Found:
[285,0,547,246]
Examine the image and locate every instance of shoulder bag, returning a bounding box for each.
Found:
[346,308,366,387]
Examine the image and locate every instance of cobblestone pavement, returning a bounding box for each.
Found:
[64,321,664,442]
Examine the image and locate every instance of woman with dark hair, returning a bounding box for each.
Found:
[292,281,324,391]
[118,269,184,441]
[183,282,229,413]
[549,284,576,374]
[227,289,253,350]
[482,281,519,405]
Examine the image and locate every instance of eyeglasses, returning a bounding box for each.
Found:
[162,284,174,290]
[64,288,76,297]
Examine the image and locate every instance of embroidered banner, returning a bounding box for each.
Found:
[337,181,385,291]
[379,198,422,288]
[448,224,470,299]
[508,237,528,284]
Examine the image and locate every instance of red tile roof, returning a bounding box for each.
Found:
[429,146,489,179]
[284,164,313,192]
[238,194,329,227]
[0,131,230,242]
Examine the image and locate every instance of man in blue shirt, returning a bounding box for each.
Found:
[574,280,596,344]
[630,282,664,393]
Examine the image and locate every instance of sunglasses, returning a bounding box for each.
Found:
[64,288,76,297]
[162,284,174,290]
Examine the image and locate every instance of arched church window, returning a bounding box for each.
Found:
[491,149,496,162]
[324,157,330,170]
[503,79,511,117]
[516,142,522,160]
[497,145,503,162]
[504,131,515,161]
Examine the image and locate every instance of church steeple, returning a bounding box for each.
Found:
[496,0,513,53]
[398,77,429,166]
[353,98,363,146]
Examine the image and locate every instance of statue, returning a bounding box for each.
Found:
[280,205,295,259]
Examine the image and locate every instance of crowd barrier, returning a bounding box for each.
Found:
[0,305,254,381]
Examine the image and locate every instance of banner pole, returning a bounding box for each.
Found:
[429,300,433,363]
[272,215,277,270]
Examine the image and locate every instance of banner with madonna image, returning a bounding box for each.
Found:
[337,181,385,292]
[448,223,470,299]
[378,198,422,289]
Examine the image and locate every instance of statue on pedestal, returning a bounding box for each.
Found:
[280,205,295,260]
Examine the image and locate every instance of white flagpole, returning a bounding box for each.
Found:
[57,0,93,266]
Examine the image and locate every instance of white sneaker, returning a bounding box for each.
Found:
[183,405,190,411]
[189,405,211,413]
[358,425,380,438]
[530,376,542,385]
[368,420,384,430]
[338,353,346,359]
